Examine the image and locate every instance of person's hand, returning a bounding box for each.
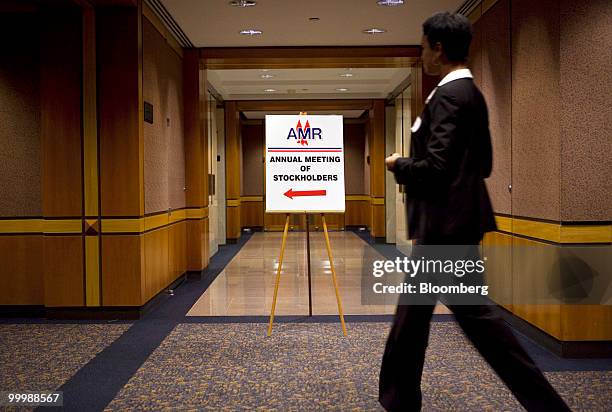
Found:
[385,153,401,171]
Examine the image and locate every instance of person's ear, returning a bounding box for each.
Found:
[432,42,443,66]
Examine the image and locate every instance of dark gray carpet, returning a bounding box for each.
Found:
[106,322,611,411]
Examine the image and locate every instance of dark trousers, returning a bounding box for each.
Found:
[378,238,571,411]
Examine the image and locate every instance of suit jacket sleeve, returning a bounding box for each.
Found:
[392,92,460,186]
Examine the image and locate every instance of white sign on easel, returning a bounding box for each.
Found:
[265,115,345,213]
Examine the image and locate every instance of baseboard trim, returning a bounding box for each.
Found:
[242,226,263,232]
[345,225,368,230]
[5,273,190,321]
[186,270,202,280]
[0,305,45,318]
[498,305,612,358]
[45,306,144,320]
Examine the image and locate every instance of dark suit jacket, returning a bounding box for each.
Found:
[392,77,497,242]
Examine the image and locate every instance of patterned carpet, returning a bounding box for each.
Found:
[106,322,612,411]
[0,323,130,393]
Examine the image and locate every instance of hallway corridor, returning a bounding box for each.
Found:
[1,0,611,409]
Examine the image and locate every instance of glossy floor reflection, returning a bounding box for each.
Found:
[187,231,450,316]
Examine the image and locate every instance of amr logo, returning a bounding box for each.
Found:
[287,119,322,146]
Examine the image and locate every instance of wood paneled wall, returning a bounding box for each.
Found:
[184,51,206,207]
[344,122,367,195]
[98,8,144,217]
[91,8,197,308]
[101,234,144,306]
[0,8,98,308]
[144,227,169,302]
[97,7,146,306]
[97,7,200,306]
[41,10,83,218]
[310,214,344,231]
[241,198,264,228]
[345,199,371,227]
[225,101,241,239]
[43,236,84,307]
[183,50,209,270]
[186,216,209,272]
[240,123,264,196]
[40,10,85,307]
[484,230,612,342]
[0,236,43,305]
[481,231,513,312]
[264,213,289,231]
[261,198,371,231]
[100,212,196,307]
[369,100,386,238]
[169,221,188,282]
[473,0,612,345]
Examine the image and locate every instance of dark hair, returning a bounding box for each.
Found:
[423,12,473,62]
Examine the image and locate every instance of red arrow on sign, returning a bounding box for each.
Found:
[283,188,327,199]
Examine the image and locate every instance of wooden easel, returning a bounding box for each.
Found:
[267,213,347,336]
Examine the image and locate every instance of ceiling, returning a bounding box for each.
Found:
[207,67,411,100]
[242,110,366,119]
[159,0,463,100]
[161,0,464,47]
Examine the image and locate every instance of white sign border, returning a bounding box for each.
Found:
[264,114,346,214]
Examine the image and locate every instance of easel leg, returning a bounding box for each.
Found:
[305,213,313,317]
[268,214,290,336]
[321,214,348,336]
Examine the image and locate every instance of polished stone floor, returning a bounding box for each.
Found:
[187,231,451,316]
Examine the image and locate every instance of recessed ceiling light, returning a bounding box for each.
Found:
[340,73,353,78]
[260,74,274,79]
[264,88,277,92]
[336,88,349,92]
[363,28,386,34]
[261,69,269,72]
[239,29,262,36]
[229,0,257,7]
[377,0,404,6]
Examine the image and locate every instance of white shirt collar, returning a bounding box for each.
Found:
[438,68,473,87]
[424,68,473,104]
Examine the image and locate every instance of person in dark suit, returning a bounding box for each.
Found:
[380,12,570,412]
